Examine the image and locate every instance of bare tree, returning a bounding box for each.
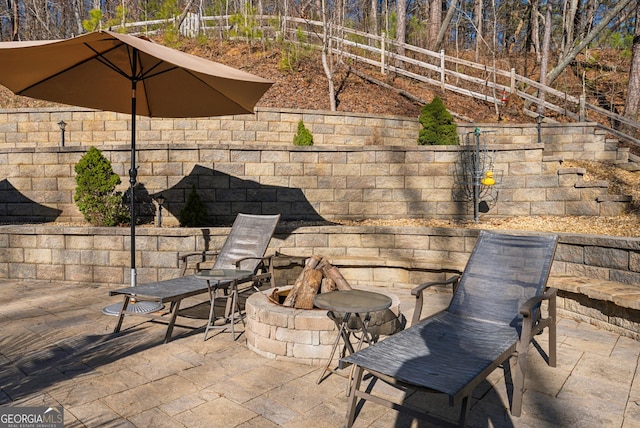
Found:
[321,0,336,110]
[396,0,406,64]
[545,0,635,87]
[428,0,440,49]
[433,0,458,52]
[529,0,541,63]
[538,3,552,115]
[9,0,18,40]
[474,0,482,61]
[370,0,377,35]
[624,1,640,125]
[561,0,579,57]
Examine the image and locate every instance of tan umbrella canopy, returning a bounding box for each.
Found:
[0,31,273,301]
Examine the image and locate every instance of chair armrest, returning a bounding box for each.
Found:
[518,288,557,365]
[520,287,557,318]
[233,254,275,269]
[410,275,460,326]
[179,251,221,275]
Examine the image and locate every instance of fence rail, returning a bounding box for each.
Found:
[113,13,640,150]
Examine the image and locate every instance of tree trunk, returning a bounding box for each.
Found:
[474,0,483,62]
[9,0,19,40]
[370,0,377,35]
[624,2,640,128]
[561,0,578,57]
[545,0,635,87]
[395,0,406,67]
[538,5,552,115]
[72,0,84,36]
[433,0,458,52]
[321,0,337,111]
[530,0,541,63]
[429,0,441,50]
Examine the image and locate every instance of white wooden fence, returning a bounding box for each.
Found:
[112,13,640,150]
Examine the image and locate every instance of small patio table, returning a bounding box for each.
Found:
[314,289,392,392]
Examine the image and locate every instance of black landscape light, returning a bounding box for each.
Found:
[58,120,66,146]
[537,114,544,144]
[156,193,166,227]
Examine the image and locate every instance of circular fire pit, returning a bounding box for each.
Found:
[245,286,403,366]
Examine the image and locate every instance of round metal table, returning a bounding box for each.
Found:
[313,289,392,390]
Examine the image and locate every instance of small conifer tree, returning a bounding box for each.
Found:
[74,146,130,226]
[179,185,209,227]
[293,120,314,146]
[418,96,458,145]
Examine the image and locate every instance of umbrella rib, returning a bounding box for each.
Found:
[85,41,136,82]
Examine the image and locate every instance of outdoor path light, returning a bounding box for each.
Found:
[58,120,66,146]
[537,114,544,144]
[156,194,166,227]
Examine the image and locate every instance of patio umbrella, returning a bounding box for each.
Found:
[0,31,272,313]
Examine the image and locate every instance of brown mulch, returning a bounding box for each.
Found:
[336,214,640,238]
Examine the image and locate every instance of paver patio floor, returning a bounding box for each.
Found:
[0,279,639,427]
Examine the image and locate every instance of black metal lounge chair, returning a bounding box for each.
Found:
[341,231,558,427]
[110,213,280,343]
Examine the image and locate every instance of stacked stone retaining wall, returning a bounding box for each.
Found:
[2,224,639,337]
[0,106,628,224]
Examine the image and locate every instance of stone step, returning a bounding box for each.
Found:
[617,162,640,172]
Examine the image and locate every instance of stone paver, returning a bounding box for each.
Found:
[0,279,638,427]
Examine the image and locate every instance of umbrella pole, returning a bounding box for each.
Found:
[130,76,137,288]
[103,49,164,316]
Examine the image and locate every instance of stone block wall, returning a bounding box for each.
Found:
[3,223,640,338]
[2,224,639,288]
[0,106,628,225]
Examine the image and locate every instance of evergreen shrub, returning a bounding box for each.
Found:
[179,185,209,227]
[418,96,458,145]
[74,146,130,226]
[293,120,314,146]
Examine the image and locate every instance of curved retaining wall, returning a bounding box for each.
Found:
[1,224,639,338]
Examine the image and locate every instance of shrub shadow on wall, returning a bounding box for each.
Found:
[0,179,62,223]
[150,165,329,226]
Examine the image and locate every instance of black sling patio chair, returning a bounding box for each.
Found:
[341,231,558,427]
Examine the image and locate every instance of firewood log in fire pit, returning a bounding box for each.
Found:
[281,255,352,309]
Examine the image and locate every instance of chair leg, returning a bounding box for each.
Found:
[229,282,247,340]
[204,282,216,341]
[458,395,470,427]
[512,339,530,417]
[548,295,557,368]
[229,286,237,340]
[345,365,364,428]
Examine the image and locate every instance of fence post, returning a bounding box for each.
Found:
[579,95,586,122]
[440,50,445,91]
[381,32,386,75]
[510,68,516,94]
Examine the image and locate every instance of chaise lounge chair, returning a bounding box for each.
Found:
[109,213,280,343]
[341,230,558,427]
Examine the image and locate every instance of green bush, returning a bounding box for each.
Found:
[179,185,209,227]
[418,96,458,145]
[293,120,314,146]
[74,146,130,226]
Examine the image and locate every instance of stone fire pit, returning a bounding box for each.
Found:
[245,286,403,366]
